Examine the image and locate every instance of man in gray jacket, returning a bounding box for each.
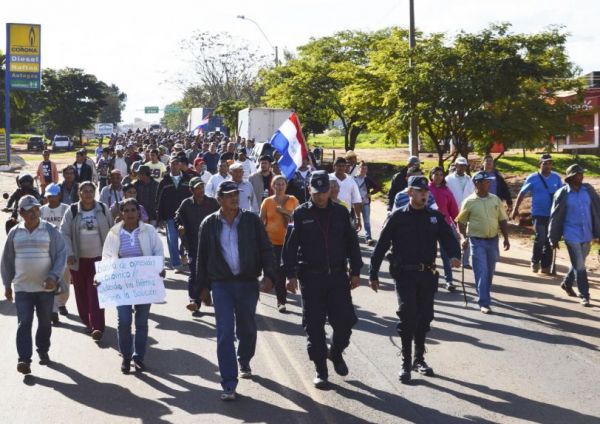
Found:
[549,164,600,306]
[1,195,67,374]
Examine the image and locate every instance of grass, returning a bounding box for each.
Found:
[309,132,408,149]
[495,153,600,177]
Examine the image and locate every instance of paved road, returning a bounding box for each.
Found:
[0,199,599,423]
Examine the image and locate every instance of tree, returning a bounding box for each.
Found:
[161,101,188,131]
[98,84,127,125]
[178,32,267,107]
[215,100,248,135]
[38,68,106,137]
[262,30,390,149]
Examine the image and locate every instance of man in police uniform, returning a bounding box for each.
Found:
[282,170,363,389]
[369,176,461,384]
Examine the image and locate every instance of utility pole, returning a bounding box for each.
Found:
[408,0,419,157]
[237,15,278,66]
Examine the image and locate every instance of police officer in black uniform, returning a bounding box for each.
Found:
[282,170,363,389]
[369,176,461,384]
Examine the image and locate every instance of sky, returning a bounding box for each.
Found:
[3,0,599,124]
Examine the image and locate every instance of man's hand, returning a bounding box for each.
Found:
[286,277,299,294]
[177,226,185,236]
[552,242,559,250]
[260,277,274,293]
[369,279,379,292]
[67,256,76,266]
[503,238,510,251]
[93,280,101,287]
[355,219,362,232]
[200,288,212,305]
[461,238,469,250]
[44,278,57,291]
[450,258,461,268]
[510,208,519,221]
[5,287,13,302]
[159,269,166,278]
[350,275,361,290]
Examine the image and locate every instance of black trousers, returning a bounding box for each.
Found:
[299,271,358,363]
[272,245,287,305]
[395,271,438,356]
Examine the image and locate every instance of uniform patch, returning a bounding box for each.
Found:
[302,219,315,224]
[430,216,437,224]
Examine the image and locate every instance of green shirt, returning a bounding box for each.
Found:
[456,193,508,238]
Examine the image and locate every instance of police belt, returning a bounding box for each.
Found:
[396,263,436,272]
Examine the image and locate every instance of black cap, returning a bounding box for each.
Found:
[310,170,330,194]
[259,154,273,163]
[472,171,494,182]
[407,176,429,190]
[539,153,553,163]
[565,164,585,180]
[138,165,151,176]
[217,181,240,196]
[333,156,347,166]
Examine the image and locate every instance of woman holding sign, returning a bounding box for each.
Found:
[102,198,164,374]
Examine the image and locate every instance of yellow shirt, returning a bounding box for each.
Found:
[456,193,507,238]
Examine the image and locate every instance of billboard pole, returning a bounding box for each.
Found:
[5,23,11,163]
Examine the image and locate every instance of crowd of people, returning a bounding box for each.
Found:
[1,129,598,401]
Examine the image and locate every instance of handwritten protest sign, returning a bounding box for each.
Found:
[94,256,165,308]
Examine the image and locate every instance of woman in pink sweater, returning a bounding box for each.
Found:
[429,167,460,291]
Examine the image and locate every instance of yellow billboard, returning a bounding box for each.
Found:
[9,24,41,56]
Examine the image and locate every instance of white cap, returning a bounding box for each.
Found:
[454,156,468,166]
[115,144,125,151]
[229,162,244,171]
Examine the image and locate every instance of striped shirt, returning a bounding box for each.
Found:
[118,227,144,258]
[11,222,53,292]
[393,188,438,212]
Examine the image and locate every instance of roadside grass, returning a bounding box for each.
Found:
[495,153,600,177]
[309,132,408,149]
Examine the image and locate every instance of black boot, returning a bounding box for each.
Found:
[413,334,434,376]
[399,336,412,384]
[327,346,349,376]
[313,360,329,389]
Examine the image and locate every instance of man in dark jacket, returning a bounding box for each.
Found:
[156,155,191,270]
[286,157,312,204]
[282,171,363,389]
[73,151,93,183]
[549,164,600,307]
[175,177,219,316]
[193,180,275,401]
[481,155,513,211]
[134,166,159,225]
[388,156,420,211]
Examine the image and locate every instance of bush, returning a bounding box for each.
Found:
[324,128,342,138]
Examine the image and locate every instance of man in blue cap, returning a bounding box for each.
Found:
[282,170,363,389]
[456,171,510,314]
[370,176,461,384]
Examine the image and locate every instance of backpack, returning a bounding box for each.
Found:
[70,202,107,219]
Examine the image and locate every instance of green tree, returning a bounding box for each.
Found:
[38,68,106,138]
[98,84,127,125]
[215,100,248,135]
[161,101,188,131]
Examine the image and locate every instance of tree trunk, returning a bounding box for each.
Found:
[347,125,362,151]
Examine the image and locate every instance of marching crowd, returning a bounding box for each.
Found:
[1,129,598,401]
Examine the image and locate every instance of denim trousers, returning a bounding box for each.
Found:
[439,243,453,283]
[470,237,499,307]
[362,203,372,240]
[212,281,259,391]
[532,216,552,268]
[165,218,182,268]
[563,241,591,299]
[15,291,54,363]
[117,304,151,361]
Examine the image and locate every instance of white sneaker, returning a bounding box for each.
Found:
[220,389,236,401]
[480,306,492,314]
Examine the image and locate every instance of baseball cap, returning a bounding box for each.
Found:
[18,195,41,211]
[258,154,273,163]
[565,164,585,180]
[472,171,494,182]
[333,156,347,166]
[189,177,205,188]
[217,180,240,196]
[310,170,330,194]
[237,147,247,155]
[407,156,420,166]
[138,165,151,176]
[115,144,125,151]
[539,153,553,163]
[174,143,183,150]
[407,176,429,190]
[345,150,357,159]
[229,162,243,171]
[44,183,61,197]
[131,161,142,173]
[454,156,468,166]
[169,153,181,163]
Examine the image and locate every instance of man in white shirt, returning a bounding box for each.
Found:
[205,160,232,198]
[113,145,129,177]
[230,163,259,213]
[445,156,475,267]
[39,183,71,323]
[345,150,360,177]
[234,148,255,181]
[329,156,362,231]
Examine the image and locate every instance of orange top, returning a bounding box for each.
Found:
[261,195,299,246]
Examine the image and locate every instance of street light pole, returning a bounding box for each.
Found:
[408,0,419,157]
[237,15,279,66]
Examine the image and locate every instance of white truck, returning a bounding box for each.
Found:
[237,108,293,142]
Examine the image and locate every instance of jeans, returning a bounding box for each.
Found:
[470,237,499,307]
[212,281,259,391]
[532,216,552,268]
[117,304,151,361]
[563,241,591,299]
[187,254,197,302]
[15,291,54,363]
[362,203,372,240]
[165,219,182,268]
[439,243,453,283]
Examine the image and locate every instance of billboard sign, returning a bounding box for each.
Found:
[95,123,114,135]
[7,24,41,90]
